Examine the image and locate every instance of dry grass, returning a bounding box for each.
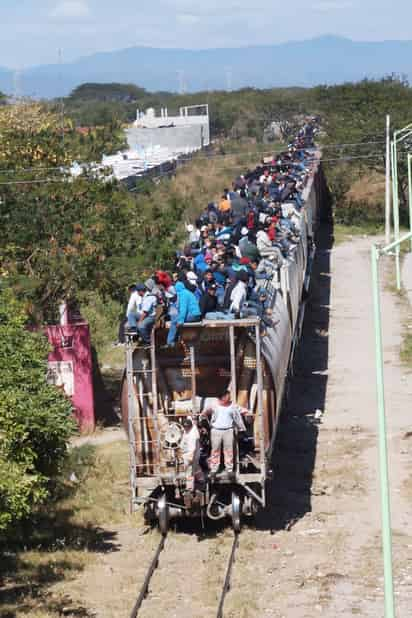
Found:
[400,328,412,369]
[333,222,383,245]
[346,171,385,205]
[0,440,134,618]
[153,145,271,224]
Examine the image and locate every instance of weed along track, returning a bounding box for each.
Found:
[130,529,241,618]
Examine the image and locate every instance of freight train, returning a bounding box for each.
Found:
[121,140,327,533]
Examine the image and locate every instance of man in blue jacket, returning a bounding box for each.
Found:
[166,281,201,346]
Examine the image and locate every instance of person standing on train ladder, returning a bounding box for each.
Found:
[202,390,251,480]
[181,417,203,492]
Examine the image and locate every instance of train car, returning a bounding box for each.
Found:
[121,149,327,532]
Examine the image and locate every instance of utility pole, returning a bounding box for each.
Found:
[385,114,391,244]
[12,69,22,103]
[177,70,185,95]
[225,66,232,92]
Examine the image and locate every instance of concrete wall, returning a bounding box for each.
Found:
[126,123,210,153]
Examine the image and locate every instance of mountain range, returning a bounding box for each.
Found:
[1,36,412,99]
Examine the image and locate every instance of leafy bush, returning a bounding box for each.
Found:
[0,287,75,535]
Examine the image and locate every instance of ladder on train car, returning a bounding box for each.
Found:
[125,330,162,510]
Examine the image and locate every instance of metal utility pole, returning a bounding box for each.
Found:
[177,70,185,95]
[408,154,412,252]
[225,66,233,92]
[371,243,396,618]
[385,115,391,244]
[12,69,22,103]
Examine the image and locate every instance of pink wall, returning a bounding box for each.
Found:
[46,322,95,432]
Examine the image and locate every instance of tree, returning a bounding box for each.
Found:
[0,287,75,534]
[69,83,147,102]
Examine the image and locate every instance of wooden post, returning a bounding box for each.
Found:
[189,344,197,415]
[126,342,138,511]
[255,324,266,480]
[229,326,237,402]
[150,329,161,474]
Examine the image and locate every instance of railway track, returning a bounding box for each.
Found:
[129,531,240,618]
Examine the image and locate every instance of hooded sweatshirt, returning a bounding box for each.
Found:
[175,281,201,324]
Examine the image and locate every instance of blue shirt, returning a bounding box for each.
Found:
[141,293,157,317]
[175,282,201,324]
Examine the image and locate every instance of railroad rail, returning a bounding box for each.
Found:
[216,532,240,618]
[129,533,167,618]
[129,529,240,617]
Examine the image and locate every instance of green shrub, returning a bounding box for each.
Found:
[0,287,75,535]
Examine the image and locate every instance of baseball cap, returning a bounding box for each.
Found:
[136,283,146,292]
[240,227,249,236]
[187,271,198,283]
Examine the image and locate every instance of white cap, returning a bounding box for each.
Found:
[201,225,208,232]
[241,227,249,236]
[187,271,198,283]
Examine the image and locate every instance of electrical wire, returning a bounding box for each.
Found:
[0,152,389,186]
[0,139,388,176]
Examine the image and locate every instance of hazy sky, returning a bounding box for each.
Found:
[1,0,411,68]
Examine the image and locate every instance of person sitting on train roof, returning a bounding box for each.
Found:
[241,287,274,333]
[230,189,249,225]
[228,270,249,318]
[218,192,231,217]
[201,389,250,481]
[125,284,142,331]
[200,269,216,293]
[239,227,260,262]
[193,249,209,275]
[256,224,285,267]
[165,281,201,347]
[135,283,158,344]
[186,223,200,245]
[154,270,173,291]
[199,283,218,318]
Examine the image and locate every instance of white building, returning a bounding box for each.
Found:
[126,104,210,153]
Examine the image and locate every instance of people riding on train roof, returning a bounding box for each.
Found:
[124,121,318,345]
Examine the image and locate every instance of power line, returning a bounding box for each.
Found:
[0,153,388,187]
[0,140,390,176]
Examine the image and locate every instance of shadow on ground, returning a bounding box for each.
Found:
[0,459,121,618]
[256,221,333,532]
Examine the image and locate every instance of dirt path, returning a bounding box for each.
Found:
[224,230,412,617]
[56,230,412,617]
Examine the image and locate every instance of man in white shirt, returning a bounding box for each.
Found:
[180,418,203,491]
[229,271,248,317]
[186,223,201,245]
[126,284,143,329]
[202,390,250,478]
